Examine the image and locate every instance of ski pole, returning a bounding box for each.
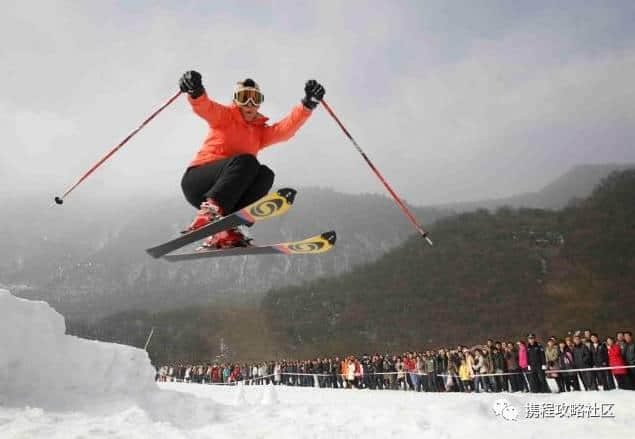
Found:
[54,90,183,205]
[320,99,433,246]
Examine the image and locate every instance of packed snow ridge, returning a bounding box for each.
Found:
[0,289,155,409]
[0,289,222,428]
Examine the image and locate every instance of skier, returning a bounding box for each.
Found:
[178,70,325,248]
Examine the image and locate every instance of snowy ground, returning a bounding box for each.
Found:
[1,289,634,438]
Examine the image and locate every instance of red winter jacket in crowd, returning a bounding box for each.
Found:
[608,344,627,375]
[229,367,241,382]
[403,357,416,372]
[211,366,221,382]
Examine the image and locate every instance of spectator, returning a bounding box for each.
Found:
[346,357,356,388]
[589,333,613,390]
[386,356,397,390]
[362,357,373,389]
[436,349,448,391]
[396,357,406,390]
[526,334,549,393]
[472,349,487,393]
[616,332,626,352]
[572,334,595,390]
[545,337,563,392]
[459,353,473,392]
[425,352,437,391]
[491,346,505,392]
[229,365,241,383]
[404,353,417,391]
[414,355,424,392]
[624,332,635,389]
[445,350,460,392]
[606,336,631,390]
[503,342,521,392]
[373,355,384,390]
[517,340,530,392]
[558,340,579,391]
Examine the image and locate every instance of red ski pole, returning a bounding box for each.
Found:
[320,99,433,246]
[54,90,183,205]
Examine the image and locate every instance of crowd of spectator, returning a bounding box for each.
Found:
[156,329,635,393]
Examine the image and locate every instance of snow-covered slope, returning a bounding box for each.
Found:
[1,289,633,438]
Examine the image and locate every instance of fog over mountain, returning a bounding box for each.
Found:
[439,163,635,211]
[2,187,446,320]
[0,164,626,322]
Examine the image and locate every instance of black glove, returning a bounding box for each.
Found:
[302,79,325,110]
[179,70,205,99]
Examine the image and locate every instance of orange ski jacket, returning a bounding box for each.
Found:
[187,93,312,168]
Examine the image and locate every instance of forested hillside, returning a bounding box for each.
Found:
[71,169,634,363]
[263,170,635,356]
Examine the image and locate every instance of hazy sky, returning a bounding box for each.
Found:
[1,0,634,206]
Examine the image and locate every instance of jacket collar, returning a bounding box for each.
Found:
[231,103,269,125]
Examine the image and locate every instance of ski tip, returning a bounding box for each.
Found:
[322,230,337,245]
[277,188,297,205]
[145,248,162,259]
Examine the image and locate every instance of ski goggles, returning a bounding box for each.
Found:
[233,88,264,106]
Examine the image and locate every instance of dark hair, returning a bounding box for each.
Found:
[242,78,256,87]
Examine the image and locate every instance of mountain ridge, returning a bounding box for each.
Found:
[434,163,634,211]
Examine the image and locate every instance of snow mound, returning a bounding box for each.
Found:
[0,289,222,427]
[0,289,155,409]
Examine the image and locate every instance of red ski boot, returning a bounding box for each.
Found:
[182,199,224,234]
[199,228,252,250]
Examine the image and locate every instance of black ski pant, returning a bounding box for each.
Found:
[181,154,274,213]
[528,368,549,393]
[614,373,632,390]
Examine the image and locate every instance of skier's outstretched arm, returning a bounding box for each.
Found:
[189,93,232,127]
[261,104,311,148]
[179,70,231,127]
[260,80,325,148]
